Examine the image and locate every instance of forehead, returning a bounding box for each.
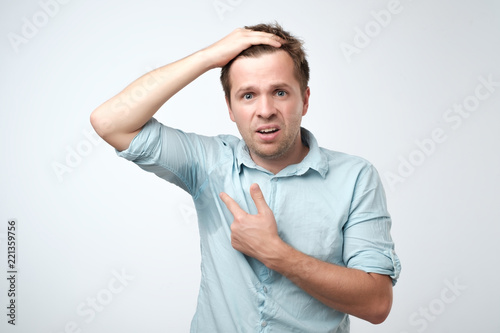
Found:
[229,50,299,93]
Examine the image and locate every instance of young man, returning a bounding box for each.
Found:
[91,23,400,332]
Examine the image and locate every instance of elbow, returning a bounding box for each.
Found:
[363,273,394,325]
[89,106,136,152]
[367,294,393,325]
[368,309,390,325]
[90,107,111,140]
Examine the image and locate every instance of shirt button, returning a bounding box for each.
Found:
[261,321,268,327]
[263,286,268,293]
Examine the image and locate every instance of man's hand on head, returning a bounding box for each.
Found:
[220,183,285,264]
[202,28,285,69]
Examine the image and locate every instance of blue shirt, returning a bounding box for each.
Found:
[117,118,401,333]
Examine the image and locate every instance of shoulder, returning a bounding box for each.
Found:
[317,147,385,191]
[319,147,374,172]
[151,118,242,152]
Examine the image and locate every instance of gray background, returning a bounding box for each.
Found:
[1,0,499,332]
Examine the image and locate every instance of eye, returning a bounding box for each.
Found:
[243,93,253,100]
[276,90,287,97]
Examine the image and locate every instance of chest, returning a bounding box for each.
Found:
[229,169,354,263]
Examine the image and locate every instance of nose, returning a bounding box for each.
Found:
[256,95,277,119]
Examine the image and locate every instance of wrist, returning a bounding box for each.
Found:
[195,47,223,71]
[262,238,293,271]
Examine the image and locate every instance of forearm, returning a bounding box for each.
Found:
[265,240,393,324]
[90,50,214,151]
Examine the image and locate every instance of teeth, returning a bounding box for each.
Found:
[259,128,277,133]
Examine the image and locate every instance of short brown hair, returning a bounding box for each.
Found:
[220,23,309,102]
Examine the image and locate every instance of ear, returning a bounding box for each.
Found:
[301,87,310,116]
[226,95,236,122]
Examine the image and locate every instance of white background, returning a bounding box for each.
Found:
[1,0,499,332]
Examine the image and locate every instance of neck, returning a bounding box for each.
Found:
[252,136,309,175]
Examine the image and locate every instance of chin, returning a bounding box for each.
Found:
[253,147,287,160]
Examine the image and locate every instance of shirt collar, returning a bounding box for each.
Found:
[236,127,329,178]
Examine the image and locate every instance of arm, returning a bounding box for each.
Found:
[220,183,393,324]
[266,239,393,324]
[90,28,285,151]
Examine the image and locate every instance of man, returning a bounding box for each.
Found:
[91,23,401,332]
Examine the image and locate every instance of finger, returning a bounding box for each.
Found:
[268,33,286,47]
[259,32,284,47]
[249,183,270,214]
[219,192,246,217]
[243,30,285,47]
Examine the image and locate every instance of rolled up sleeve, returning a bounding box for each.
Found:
[343,164,401,285]
[116,118,223,196]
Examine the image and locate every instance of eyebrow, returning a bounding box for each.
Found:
[233,82,294,96]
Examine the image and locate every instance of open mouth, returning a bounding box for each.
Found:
[258,128,279,134]
[256,127,280,141]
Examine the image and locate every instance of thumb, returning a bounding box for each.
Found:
[250,183,270,214]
